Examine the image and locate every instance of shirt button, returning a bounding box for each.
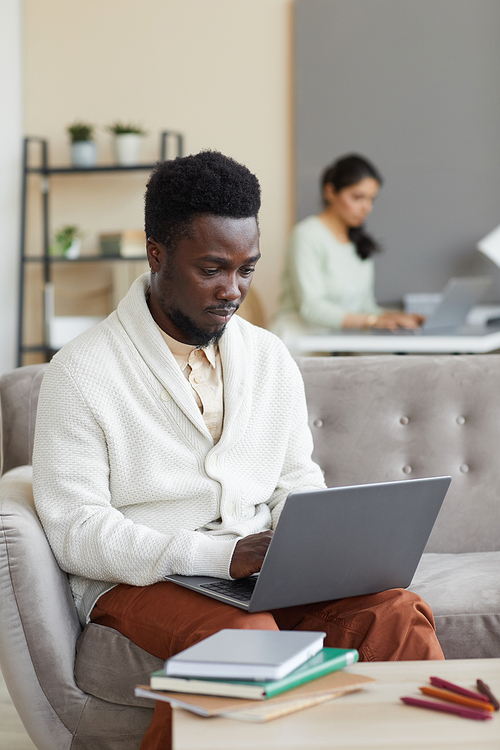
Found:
[456,416,466,425]
[193,375,203,384]
[403,465,412,474]
[313,419,323,428]
[400,416,409,425]
[160,389,171,402]
[460,464,469,473]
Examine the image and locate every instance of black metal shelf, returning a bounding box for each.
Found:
[18,130,183,367]
[24,254,148,263]
[20,344,55,354]
[26,164,159,175]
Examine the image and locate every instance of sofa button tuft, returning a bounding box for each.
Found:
[313,419,323,428]
[400,416,409,425]
[456,416,466,425]
[403,465,412,474]
[460,463,469,473]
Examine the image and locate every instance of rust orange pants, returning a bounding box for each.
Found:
[91,582,444,750]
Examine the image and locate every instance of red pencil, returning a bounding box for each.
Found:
[401,696,493,721]
[430,676,489,702]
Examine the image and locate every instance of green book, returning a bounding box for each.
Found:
[150,647,358,700]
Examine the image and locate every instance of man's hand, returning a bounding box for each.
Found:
[229,530,274,579]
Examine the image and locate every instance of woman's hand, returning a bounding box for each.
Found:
[343,311,425,330]
[370,311,425,330]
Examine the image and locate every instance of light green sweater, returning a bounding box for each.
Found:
[275,216,382,333]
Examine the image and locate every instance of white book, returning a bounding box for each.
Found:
[164,629,326,681]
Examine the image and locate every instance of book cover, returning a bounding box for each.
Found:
[120,229,146,258]
[164,629,326,681]
[135,669,375,723]
[98,230,146,258]
[151,647,358,699]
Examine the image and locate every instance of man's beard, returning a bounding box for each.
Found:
[167,306,237,348]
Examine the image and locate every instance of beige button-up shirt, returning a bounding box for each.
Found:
[157,326,224,443]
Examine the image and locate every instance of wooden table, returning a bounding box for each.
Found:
[173,658,500,749]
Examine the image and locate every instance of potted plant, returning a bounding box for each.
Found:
[107,122,147,166]
[67,122,97,168]
[48,225,83,259]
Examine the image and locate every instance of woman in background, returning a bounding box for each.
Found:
[274,154,423,338]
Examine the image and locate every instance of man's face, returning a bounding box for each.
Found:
[147,214,260,347]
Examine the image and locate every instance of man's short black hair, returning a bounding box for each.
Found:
[145,150,261,252]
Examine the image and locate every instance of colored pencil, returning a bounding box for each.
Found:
[420,686,495,712]
[430,676,489,702]
[400,696,493,721]
[477,679,500,711]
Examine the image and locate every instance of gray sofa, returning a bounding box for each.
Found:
[297,355,500,659]
[1,356,499,749]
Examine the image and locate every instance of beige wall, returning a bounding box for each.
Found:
[22,0,293,329]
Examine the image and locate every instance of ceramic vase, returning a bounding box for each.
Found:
[64,238,82,259]
[113,134,144,166]
[70,141,98,168]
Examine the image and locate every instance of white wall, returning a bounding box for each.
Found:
[0,0,22,374]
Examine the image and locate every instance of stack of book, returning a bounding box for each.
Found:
[99,229,146,257]
[135,629,374,722]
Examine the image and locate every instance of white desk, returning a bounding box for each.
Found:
[173,658,500,750]
[289,304,500,355]
[292,328,500,355]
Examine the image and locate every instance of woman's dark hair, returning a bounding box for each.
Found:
[321,154,383,260]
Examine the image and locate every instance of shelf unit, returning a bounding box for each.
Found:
[17,130,183,366]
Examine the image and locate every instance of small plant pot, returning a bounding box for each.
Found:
[71,141,98,168]
[65,238,82,259]
[113,133,144,166]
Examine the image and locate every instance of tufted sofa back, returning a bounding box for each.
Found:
[297,354,500,555]
[2,357,499,556]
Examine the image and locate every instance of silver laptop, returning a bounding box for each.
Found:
[165,476,451,612]
[420,276,491,331]
[366,276,492,337]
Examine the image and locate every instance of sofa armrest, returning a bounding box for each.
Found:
[0,465,88,748]
[0,465,35,508]
[0,363,47,475]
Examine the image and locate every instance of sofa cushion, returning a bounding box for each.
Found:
[409,552,500,658]
[75,622,164,708]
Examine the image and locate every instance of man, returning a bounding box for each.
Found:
[33,151,443,750]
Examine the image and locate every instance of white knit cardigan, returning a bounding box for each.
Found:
[33,274,326,625]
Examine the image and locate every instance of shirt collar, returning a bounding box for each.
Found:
[156,323,218,369]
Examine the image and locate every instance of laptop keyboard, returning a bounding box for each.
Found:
[199,577,257,602]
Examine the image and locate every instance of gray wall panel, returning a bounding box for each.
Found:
[294,0,500,303]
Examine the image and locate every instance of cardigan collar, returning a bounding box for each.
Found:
[116,274,253,448]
